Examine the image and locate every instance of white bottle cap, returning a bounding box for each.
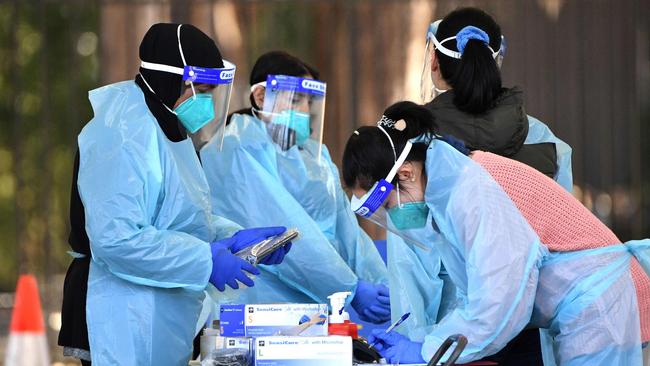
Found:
[327,291,352,324]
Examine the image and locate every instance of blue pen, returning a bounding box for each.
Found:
[369,312,411,348]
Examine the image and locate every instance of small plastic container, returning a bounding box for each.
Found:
[327,291,359,338]
[328,320,359,338]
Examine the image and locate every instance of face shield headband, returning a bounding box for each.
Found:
[138,24,236,114]
[350,119,413,218]
[426,21,505,61]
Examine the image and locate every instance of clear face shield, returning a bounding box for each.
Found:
[182,62,235,150]
[419,20,506,104]
[349,127,431,251]
[139,24,236,151]
[420,20,442,105]
[256,75,326,158]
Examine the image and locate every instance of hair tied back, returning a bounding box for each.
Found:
[377,115,407,131]
[456,26,492,55]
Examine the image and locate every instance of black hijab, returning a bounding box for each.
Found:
[134,23,224,141]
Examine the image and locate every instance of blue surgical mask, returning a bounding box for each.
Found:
[388,202,430,230]
[270,110,311,146]
[174,93,215,133]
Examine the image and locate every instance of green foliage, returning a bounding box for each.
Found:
[0,1,100,290]
[0,0,648,292]
[245,2,317,71]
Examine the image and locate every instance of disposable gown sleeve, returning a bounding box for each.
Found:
[525,115,573,192]
[78,136,212,292]
[211,215,242,241]
[387,232,444,341]
[202,143,359,303]
[421,167,543,363]
[526,115,571,366]
[329,165,388,285]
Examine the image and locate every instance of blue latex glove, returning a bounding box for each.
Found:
[209,240,260,291]
[351,280,391,323]
[383,340,425,364]
[368,328,410,352]
[228,226,292,265]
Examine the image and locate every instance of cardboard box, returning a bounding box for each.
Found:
[244,304,328,337]
[201,334,253,357]
[219,304,246,337]
[254,336,352,366]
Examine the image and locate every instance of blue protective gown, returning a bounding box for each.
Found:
[78,81,239,366]
[388,115,574,344]
[199,113,388,305]
[412,139,642,365]
[525,115,573,192]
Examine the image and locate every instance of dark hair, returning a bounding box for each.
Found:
[249,51,313,85]
[229,51,316,120]
[342,101,438,190]
[436,7,502,114]
[301,60,321,81]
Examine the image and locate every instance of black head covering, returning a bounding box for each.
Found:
[134,23,224,141]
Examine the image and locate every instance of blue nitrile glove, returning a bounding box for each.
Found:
[383,340,425,364]
[228,226,292,265]
[259,241,292,265]
[209,239,261,291]
[351,280,391,323]
[299,314,327,325]
[368,328,410,352]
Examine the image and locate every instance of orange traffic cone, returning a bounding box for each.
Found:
[4,274,50,366]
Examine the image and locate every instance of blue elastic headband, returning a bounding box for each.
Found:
[455,26,490,55]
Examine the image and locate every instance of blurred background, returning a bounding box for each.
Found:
[0,0,648,363]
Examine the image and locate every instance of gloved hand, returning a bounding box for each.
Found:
[259,241,292,265]
[299,314,327,325]
[383,339,425,364]
[368,328,410,352]
[351,280,391,323]
[228,226,292,265]
[209,240,260,291]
